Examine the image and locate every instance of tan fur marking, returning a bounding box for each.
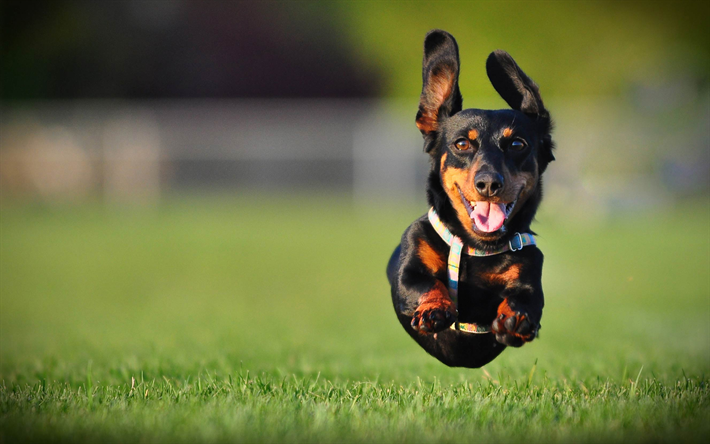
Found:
[468,129,479,140]
[502,128,513,138]
[440,165,477,238]
[418,239,445,274]
[416,113,438,134]
[427,68,454,110]
[481,264,521,285]
[417,281,451,307]
[416,67,455,134]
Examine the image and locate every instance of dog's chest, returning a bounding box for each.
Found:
[457,255,519,288]
[448,256,515,322]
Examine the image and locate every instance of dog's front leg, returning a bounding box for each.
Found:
[490,247,545,347]
[390,224,457,335]
[490,254,545,347]
[493,288,543,347]
[394,264,457,335]
[409,279,457,334]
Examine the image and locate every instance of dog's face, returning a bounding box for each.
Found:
[436,109,543,242]
[416,30,554,248]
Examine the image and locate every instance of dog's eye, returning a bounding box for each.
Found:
[510,140,527,151]
[455,139,470,151]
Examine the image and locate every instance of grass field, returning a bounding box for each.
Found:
[1,194,709,443]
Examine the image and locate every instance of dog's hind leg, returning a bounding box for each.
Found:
[386,245,401,287]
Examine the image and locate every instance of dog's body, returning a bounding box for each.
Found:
[387,30,554,368]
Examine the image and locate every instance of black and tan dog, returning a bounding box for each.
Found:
[387,30,554,368]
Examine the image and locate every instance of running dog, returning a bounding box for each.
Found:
[387,30,554,368]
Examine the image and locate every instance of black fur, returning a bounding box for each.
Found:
[387,30,554,368]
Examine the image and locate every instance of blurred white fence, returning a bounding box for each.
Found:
[0,100,424,204]
[1,96,708,216]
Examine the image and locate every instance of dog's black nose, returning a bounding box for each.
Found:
[474,171,504,197]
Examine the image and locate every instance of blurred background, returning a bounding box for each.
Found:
[2,0,708,209]
[0,0,709,383]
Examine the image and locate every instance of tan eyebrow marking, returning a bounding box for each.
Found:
[502,128,513,138]
[468,129,478,140]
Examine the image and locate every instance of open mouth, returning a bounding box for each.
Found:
[457,186,516,234]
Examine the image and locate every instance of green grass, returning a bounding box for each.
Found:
[1,194,709,443]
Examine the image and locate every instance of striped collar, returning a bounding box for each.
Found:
[427,208,536,256]
[427,207,535,335]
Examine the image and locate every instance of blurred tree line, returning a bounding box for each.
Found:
[0,0,381,99]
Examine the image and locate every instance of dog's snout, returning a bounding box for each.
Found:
[474,171,504,197]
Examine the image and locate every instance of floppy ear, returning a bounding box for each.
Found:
[487,50,554,166]
[416,30,463,147]
[486,50,546,117]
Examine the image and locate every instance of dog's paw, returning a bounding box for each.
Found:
[492,298,539,347]
[411,301,456,334]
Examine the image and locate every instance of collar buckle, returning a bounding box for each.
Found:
[509,232,524,252]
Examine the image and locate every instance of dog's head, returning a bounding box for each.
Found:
[417,30,554,250]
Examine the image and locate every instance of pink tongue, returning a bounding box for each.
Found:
[471,202,506,233]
